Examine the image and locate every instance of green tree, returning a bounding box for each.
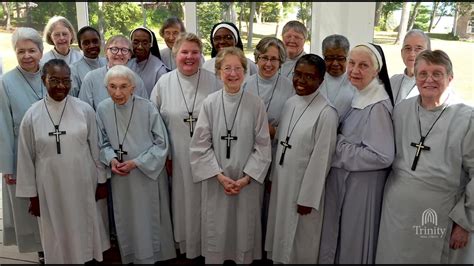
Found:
[196,2,222,56]
[380,2,403,30]
[89,2,142,40]
[26,2,78,31]
[413,4,430,31]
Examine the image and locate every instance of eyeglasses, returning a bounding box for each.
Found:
[324,56,346,63]
[213,34,234,43]
[416,71,445,82]
[164,30,180,38]
[108,47,131,55]
[47,77,72,86]
[258,56,280,64]
[221,66,244,74]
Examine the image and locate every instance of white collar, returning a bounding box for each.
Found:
[351,78,389,109]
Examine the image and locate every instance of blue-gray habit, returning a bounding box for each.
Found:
[96,95,176,263]
[318,78,395,264]
[78,65,147,110]
[0,66,43,252]
[70,56,107,97]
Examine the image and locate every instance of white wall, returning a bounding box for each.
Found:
[311,2,376,55]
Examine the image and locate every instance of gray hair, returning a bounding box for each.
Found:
[282,20,308,40]
[172,32,203,57]
[254,37,287,65]
[12,27,44,52]
[104,65,136,88]
[322,34,350,54]
[105,35,132,50]
[43,15,76,45]
[403,29,431,50]
[415,50,453,76]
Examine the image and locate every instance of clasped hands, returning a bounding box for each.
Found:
[216,173,251,195]
[111,158,136,176]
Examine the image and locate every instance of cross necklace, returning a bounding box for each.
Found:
[113,97,135,162]
[410,100,449,171]
[17,67,44,100]
[279,93,318,165]
[44,96,68,154]
[177,70,201,137]
[256,73,280,112]
[220,89,244,159]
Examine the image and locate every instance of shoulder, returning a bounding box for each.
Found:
[96,97,113,113]
[71,96,96,113]
[84,66,105,81]
[390,73,404,82]
[394,96,417,115]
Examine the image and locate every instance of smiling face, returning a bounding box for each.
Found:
[43,64,71,101]
[293,62,323,96]
[415,60,452,102]
[219,54,245,93]
[15,39,42,73]
[51,23,73,55]
[163,24,182,49]
[323,47,347,78]
[347,49,378,90]
[107,76,135,105]
[401,34,429,75]
[106,39,131,67]
[176,40,201,76]
[257,45,281,79]
[79,30,101,59]
[213,28,236,52]
[131,29,151,61]
[282,28,305,59]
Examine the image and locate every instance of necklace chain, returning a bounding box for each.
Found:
[114,97,136,149]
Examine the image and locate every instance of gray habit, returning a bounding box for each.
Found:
[279,51,306,80]
[40,48,82,66]
[149,68,220,258]
[189,89,272,264]
[390,71,419,105]
[265,90,338,264]
[319,72,355,122]
[70,56,107,97]
[128,55,168,98]
[78,65,148,110]
[319,95,394,264]
[15,95,110,263]
[97,95,176,263]
[0,67,43,252]
[376,92,474,263]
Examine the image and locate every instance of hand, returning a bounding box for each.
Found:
[235,175,251,191]
[165,159,173,177]
[268,124,277,140]
[95,183,108,201]
[116,160,137,173]
[111,158,129,176]
[450,223,469,250]
[297,204,312,215]
[29,196,40,217]
[3,174,16,185]
[216,173,239,195]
